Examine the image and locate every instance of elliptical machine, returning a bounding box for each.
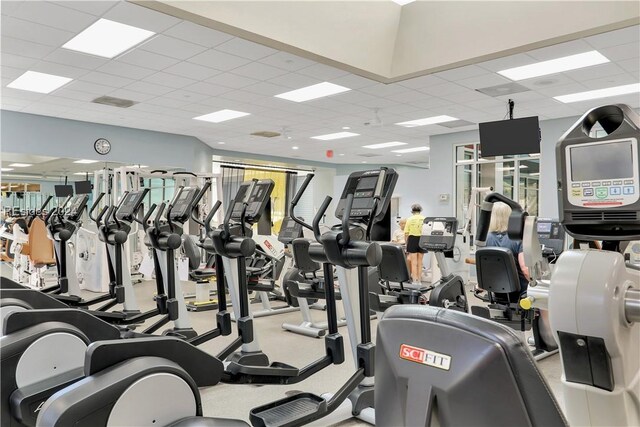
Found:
[250,167,397,426]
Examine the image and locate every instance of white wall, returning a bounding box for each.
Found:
[1,111,214,173]
[331,115,589,222]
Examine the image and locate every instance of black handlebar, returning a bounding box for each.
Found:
[173,171,198,177]
[365,168,386,240]
[96,205,110,226]
[290,173,314,231]
[239,180,257,237]
[111,191,129,228]
[313,196,332,243]
[166,186,184,233]
[39,195,53,212]
[134,203,157,231]
[204,201,222,233]
[56,195,72,222]
[89,193,106,222]
[340,193,353,246]
[190,181,211,227]
[44,207,57,224]
[154,202,166,231]
[192,181,211,207]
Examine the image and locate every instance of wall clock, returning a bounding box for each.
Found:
[94,138,111,155]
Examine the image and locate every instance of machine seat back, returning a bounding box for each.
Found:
[476,247,521,299]
[378,243,410,283]
[375,305,567,427]
[27,217,55,267]
[291,238,320,274]
[182,235,201,270]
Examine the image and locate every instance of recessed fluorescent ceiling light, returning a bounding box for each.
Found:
[193,109,250,123]
[1,168,14,172]
[363,141,408,149]
[396,115,458,128]
[73,159,99,164]
[311,132,360,140]
[392,146,430,153]
[9,163,32,167]
[63,18,155,59]
[7,71,72,94]
[554,83,640,103]
[392,0,416,4]
[275,82,351,102]
[498,51,609,81]
[74,172,89,176]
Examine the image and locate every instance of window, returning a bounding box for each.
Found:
[455,143,539,238]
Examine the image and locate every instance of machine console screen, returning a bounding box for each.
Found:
[277,217,303,244]
[336,169,398,221]
[231,181,275,223]
[67,195,88,220]
[419,217,457,251]
[566,138,639,208]
[116,192,144,220]
[537,218,565,257]
[170,187,199,222]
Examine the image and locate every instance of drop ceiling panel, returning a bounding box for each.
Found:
[49,1,118,16]
[258,51,316,71]
[79,71,134,88]
[2,36,57,59]
[232,62,289,80]
[9,1,96,32]
[585,25,640,49]
[188,49,252,71]
[118,49,180,71]
[102,1,181,32]
[527,39,595,61]
[163,21,234,48]
[600,42,640,61]
[164,61,220,81]
[297,63,350,80]
[215,37,278,60]
[139,34,208,60]
[206,72,259,89]
[98,60,157,80]
[44,48,109,70]
[144,71,197,89]
[1,16,75,47]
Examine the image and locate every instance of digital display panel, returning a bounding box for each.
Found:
[570,140,634,181]
[537,222,552,233]
[356,176,378,190]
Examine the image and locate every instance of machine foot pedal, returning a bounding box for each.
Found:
[250,393,326,427]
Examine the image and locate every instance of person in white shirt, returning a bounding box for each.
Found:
[391,218,406,244]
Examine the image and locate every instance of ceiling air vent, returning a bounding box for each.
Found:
[251,131,281,138]
[92,96,136,108]
[358,153,382,158]
[476,82,530,97]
